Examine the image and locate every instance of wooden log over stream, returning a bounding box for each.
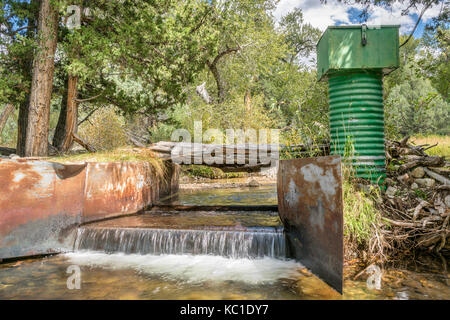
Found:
[148,141,330,172]
[148,141,281,172]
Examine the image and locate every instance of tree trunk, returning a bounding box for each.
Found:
[0,103,14,135]
[16,12,36,156]
[244,90,251,113]
[24,0,58,157]
[53,75,79,152]
[207,62,225,103]
[53,76,69,148]
[16,97,30,156]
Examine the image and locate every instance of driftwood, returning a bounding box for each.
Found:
[423,167,450,185]
[71,132,96,153]
[398,156,445,171]
[380,137,450,257]
[124,129,147,148]
[195,82,212,104]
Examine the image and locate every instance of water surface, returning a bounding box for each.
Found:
[1,253,448,300]
[0,183,448,300]
[164,184,277,206]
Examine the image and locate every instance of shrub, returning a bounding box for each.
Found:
[78,106,128,151]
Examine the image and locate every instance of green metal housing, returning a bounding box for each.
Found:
[317,25,400,81]
[317,25,399,184]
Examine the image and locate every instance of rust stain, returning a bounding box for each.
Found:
[82,162,154,223]
[277,155,343,294]
[0,159,179,260]
[0,159,85,259]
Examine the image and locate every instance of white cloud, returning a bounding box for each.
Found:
[274,0,443,35]
[275,0,353,31]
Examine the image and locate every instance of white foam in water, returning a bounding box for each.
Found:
[64,251,304,285]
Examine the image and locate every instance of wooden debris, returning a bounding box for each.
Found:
[381,137,449,257]
[72,132,96,153]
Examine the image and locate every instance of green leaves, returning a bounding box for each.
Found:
[385,63,450,137]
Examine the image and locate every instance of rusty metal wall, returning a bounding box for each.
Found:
[160,163,180,198]
[82,162,153,223]
[277,155,343,294]
[0,159,179,260]
[0,160,86,259]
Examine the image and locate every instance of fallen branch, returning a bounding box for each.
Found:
[71,133,96,153]
[423,167,450,185]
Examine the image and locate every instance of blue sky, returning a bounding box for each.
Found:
[345,8,427,38]
[274,0,444,38]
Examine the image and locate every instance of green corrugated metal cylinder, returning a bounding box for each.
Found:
[328,71,385,183]
[317,25,399,184]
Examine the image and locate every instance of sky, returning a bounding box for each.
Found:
[274,0,445,37]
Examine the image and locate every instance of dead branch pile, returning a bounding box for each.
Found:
[379,137,449,257]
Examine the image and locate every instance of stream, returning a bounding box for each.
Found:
[0,182,448,300]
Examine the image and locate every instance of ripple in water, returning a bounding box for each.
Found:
[64,252,304,285]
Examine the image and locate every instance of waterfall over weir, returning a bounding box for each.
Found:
[74,227,287,259]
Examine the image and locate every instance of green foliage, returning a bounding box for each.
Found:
[182,165,244,179]
[279,7,322,65]
[261,65,329,145]
[1,0,447,156]
[420,26,450,100]
[0,105,18,147]
[385,63,450,137]
[78,106,128,151]
[343,178,382,247]
[0,0,37,106]
[59,0,216,114]
[148,4,328,147]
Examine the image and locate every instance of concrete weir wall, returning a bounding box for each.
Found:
[0,159,179,260]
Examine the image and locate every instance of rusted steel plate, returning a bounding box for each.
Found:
[0,159,179,260]
[0,159,86,260]
[82,162,155,223]
[160,162,180,198]
[277,155,343,293]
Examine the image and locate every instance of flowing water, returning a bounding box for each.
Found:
[1,252,449,299]
[0,182,449,300]
[163,183,278,206]
[74,227,287,259]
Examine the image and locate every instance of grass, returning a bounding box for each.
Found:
[410,135,450,158]
[342,164,382,256]
[53,147,166,180]
[339,137,384,260]
[343,179,381,245]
